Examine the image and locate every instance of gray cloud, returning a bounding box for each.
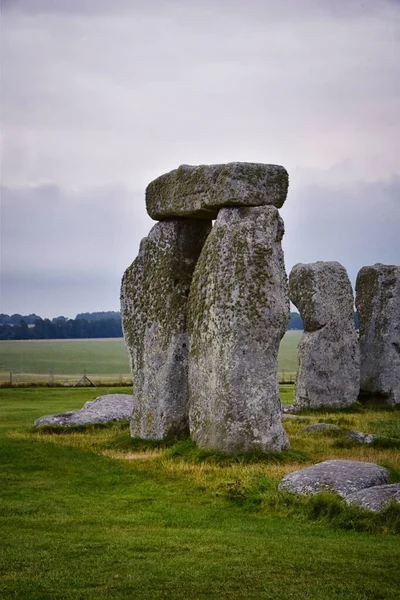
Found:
[1,173,398,317]
[0,184,152,316]
[282,173,400,286]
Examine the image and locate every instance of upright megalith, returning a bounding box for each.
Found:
[146,162,288,220]
[356,264,400,405]
[121,219,211,439]
[188,206,290,453]
[289,262,360,409]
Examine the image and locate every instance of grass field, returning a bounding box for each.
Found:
[1,386,399,599]
[0,331,302,385]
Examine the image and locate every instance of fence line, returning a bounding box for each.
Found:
[0,370,296,387]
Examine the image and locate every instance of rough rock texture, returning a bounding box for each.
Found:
[279,460,389,497]
[344,430,375,444]
[188,206,290,453]
[345,484,400,512]
[301,423,341,433]
[33,394,133,427]
[121,219,211,440]
[289,261,360,409]
[146,162,289,220]
[356,264,400,405]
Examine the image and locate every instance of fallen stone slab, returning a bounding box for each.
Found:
[301,423,341,433]
[33,394,133,427]
[356,263,400,406]
[344,430,375,444]
[345,484,400,512]
[279,460,389,497]
[146,162,289,220]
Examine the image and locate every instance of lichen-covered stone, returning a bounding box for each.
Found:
[289,262,360,409]
[33,394,133,427]
[187,206,290,453]
[279,460,389,497]
[356,263,400,405]
[344,430,375,444]
[121,219,211,439]
[345,484,400,512]
[146,162,288,220]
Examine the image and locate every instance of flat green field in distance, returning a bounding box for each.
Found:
[0,331,302,384]
[1,387,399,599]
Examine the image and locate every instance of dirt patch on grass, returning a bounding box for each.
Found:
[101,450,161,460]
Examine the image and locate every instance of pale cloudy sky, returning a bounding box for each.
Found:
[1,0,399,318]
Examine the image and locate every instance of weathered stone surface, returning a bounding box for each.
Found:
[121,219,211,440]
[146,162,289,220]
[289,262,360,409]
[33,394,133,427]
[345,484,400,512]
[356,264,400,405]
[301,423,341,433]
[344,430,375,444]
[188,206,290,453]
[279,460,389,497]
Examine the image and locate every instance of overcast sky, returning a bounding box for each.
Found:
[1,0,399,318]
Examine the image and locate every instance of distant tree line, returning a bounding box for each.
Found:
[287,312,303,330]
[0,312,122,340]
[75,311,121,322]
[0,310,358,340]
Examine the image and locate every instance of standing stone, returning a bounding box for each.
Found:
[121,219,211,439]
[188,206,290,453]
[356,264,400,405]
[146,162,288,220]
[289,262,360,409]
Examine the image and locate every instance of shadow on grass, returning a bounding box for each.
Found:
[296,402,400,416]
[163,439,310,466]
[30,421,130,435]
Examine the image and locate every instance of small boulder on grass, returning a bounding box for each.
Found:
[344,430,375,444]
[33,394,133,427]
[345,484,400,512]
[281,404,300,414]
[301,423,341,433]
[279,460,389,497]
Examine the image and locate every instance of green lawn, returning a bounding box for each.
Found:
[0,332,302,384]
[1,387,399,599]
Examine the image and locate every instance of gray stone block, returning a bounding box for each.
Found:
[121,219,211,439]
[345,484,400,512]
[356,263,400,405]
[279,460,389,497]
[188,206,289,453]
[289,261,360,409]
[146,162,288,220]
[33,394,133,427]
